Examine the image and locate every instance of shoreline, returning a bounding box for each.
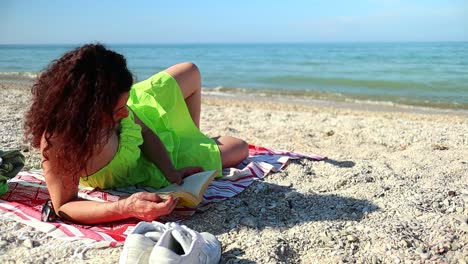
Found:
[2,80,467,118]
[203,92,468,118]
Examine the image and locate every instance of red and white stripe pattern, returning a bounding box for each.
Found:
[0,145,324,246]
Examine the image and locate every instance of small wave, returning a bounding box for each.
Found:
[201,90,236,97]
[298,61,322,66]
[203,86,249,93]
[212,86,224,91]
[344,98,397,107]
[0,71,38,81]
[202,86,468,110]
[268,76,430,90]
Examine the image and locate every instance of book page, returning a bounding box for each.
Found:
[155,170,218,204]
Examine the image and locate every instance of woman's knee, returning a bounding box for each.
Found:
[215,136,249,167]
[164,62,201,97]
[165,62,200,82]
[181,62,200,76]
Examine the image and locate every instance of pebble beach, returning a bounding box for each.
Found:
[0,82,467,263]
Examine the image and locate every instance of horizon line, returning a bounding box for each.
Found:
[1,40,468,46]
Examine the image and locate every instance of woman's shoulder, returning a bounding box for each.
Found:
[39,132,61,160]
[40,133,81,188]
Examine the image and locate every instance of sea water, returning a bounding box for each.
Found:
[1,42,467,110]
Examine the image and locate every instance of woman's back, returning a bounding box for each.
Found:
[81,126,119,178]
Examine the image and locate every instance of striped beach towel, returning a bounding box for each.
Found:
[0,145,324,247]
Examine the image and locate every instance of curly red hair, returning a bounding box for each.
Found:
[24,43,133,175]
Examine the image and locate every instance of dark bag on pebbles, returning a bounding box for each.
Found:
[0,149,25,196]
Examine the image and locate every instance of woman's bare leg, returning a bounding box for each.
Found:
[164,62,201,128]
[164,62,248,167]
[213,136,249,168]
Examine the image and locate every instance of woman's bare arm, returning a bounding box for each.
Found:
[41,137,177,225]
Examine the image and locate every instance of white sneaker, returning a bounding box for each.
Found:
[119,221,168,264]
[149,223,221,264]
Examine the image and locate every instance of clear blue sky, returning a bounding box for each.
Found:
[1,0,467,44]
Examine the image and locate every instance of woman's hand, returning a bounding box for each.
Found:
[120,192,177,221]
[166,166,203,185]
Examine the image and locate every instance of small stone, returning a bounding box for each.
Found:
[435,194,444,201]
[365,176,374,182]
[21,145,30,152]
[240,216,257,228]
[270,185,284,192]
[278,181,293,188]
[0,240,7,248]
[451,242,459,251]
[399,239,410,248]
[364,242,371,251]
[335,179,347,188]
[23,238,34,248]
[448,190,456,196]
[420,253,431,259]
[443,199,450,206]
[415,210,423,217]
[346,235,358,242]
[452,214,468,223]
[415,247,425,254]
[255,184,266,192]
[320,236,332,243]
[432,202,440,208]
[459,222,468,232]
[279,245,286,255]
[375,190,385,198]
[456,206,464,213]
[318,188,328,193]
[432,144,448,150]
[437,245,448,254]
[216,204,227,211]
[338,240,345,248]
[285,191,300,200]
[325,130,335,136]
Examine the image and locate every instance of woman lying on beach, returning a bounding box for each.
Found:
[24,43,248,225]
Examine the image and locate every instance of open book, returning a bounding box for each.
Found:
[155,170,218,207]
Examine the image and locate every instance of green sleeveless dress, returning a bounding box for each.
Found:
[79,72,222,190]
